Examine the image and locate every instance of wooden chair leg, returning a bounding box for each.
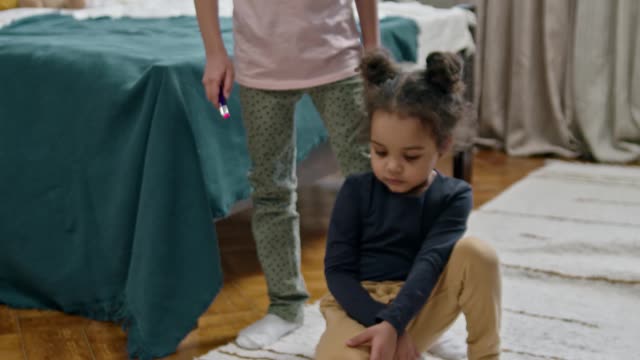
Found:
[453,148,473,183]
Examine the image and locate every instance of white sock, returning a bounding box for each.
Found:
[235,314,301,350]
[428,328,467,360]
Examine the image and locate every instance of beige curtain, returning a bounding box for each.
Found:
[573,0,640,163]
[472,0,640,162]
[473,0,580,157]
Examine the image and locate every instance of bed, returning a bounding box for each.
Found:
[0,1,475,358]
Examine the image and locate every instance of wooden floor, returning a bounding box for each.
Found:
[0,149,546,360]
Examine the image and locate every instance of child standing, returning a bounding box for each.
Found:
[194,0,379,349]
[316,51,502,360]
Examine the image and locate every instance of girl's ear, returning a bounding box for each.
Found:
[438,136,453,156]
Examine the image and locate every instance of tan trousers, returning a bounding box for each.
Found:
[315,237,502,360]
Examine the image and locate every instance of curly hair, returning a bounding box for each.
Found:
[358,49,473,152]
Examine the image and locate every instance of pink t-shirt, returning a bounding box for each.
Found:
[232,0,363,90]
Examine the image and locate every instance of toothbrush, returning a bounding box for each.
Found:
[218,87,231,120]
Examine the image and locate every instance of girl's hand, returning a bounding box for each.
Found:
[347,321,397,360]
[394,333,421,360]
[202,53,234,107]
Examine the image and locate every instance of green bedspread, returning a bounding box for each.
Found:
[0,14,417,359]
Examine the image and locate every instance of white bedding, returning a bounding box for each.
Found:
[0,0,226,27]
[0,0,475,67]
[378,1,475,68]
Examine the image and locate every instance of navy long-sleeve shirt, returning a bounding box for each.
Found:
[324,171,472,335]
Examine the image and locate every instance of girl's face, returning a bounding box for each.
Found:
[369,110,448,194]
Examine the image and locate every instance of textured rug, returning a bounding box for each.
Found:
[198,161,640,360]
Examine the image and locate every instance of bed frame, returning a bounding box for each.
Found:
[452,3,476,184]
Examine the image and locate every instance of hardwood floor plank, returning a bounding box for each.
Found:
[84,321,127,360]
[20,328,93,360]
[0,334,25,360]
[0,306,19,335]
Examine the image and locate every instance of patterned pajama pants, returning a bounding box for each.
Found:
[239,76,371,322]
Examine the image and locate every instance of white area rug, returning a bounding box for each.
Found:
[199,160,640,360]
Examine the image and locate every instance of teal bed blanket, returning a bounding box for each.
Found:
[0,14,417,359]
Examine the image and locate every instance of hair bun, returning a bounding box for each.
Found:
[425,52,464,94]
[359,49,399,86]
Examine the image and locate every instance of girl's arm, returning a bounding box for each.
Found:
[325,176,387,327]
[355,0,380,51]
[377,183,473,334]
[194,0,234,106]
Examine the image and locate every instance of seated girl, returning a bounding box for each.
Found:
[316,50,501,360]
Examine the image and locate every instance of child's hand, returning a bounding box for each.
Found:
[202,53,234,107]
[347,321,397,360]
[394,333,421,360]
